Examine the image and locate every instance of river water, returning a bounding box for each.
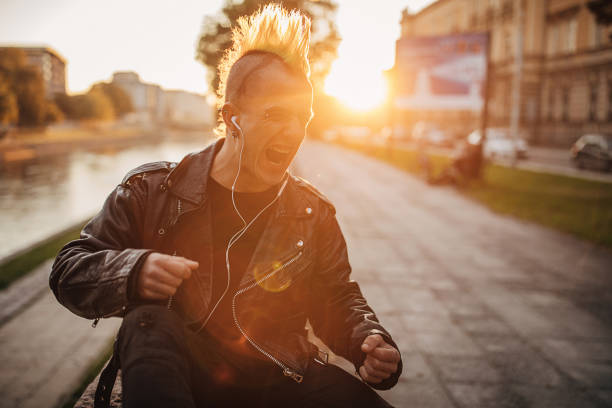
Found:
[0,137,213,260]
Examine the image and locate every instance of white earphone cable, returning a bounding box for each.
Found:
[196,118,287,333]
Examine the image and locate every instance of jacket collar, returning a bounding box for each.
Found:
[164,138,314,219]
[164,138,222,205]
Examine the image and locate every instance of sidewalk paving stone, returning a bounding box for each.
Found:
[512,385,607,408]
[294,142,612,407]
[428,355,503,384]
[445,383,528,408]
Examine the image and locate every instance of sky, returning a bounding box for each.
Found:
[0,0,436,108]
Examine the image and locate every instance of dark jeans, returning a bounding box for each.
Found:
[117,305,394,408]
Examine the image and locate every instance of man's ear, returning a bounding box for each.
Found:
[221,102,239,134]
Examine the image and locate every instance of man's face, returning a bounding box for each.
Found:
[232,60,313,190]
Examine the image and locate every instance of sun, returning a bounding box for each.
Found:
[324,62,388,111]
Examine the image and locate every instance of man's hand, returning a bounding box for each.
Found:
[137,253,198,300]
[358,334,400,384]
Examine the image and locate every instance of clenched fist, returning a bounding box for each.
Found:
[358,334,400,384]
[137,253,198,300]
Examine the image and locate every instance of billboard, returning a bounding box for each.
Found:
[394,33,489,111]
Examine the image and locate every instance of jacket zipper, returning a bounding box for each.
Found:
[167,200,183,310]
[231,250,304,383]
[92,306,125,328]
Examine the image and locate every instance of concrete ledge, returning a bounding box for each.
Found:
[74,371,122,408]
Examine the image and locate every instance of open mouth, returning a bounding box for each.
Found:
[265,146,291,165]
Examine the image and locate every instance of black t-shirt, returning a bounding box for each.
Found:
[205,176,279,359]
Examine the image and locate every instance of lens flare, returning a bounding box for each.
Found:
[253,262,291,292]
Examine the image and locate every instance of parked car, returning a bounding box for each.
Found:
[467,128,528,159]
[322,126,371,143]
[412,122,454,148]
[570,134,612,172]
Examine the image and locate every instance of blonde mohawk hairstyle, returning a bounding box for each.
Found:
[215,3,311,136]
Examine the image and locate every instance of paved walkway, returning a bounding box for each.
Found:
[295,141,612,407]
[1,140,611,408]
[0,263,120,408]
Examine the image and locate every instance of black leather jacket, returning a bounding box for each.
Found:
[50,138,402,389]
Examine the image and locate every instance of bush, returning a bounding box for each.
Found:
[91,82,133,117]
[55,90,115,121]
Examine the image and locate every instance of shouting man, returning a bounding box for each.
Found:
[50,5,402,407]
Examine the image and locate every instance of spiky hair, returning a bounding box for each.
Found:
[214,3,311,136]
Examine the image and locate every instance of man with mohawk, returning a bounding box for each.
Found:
[51,4,402,407]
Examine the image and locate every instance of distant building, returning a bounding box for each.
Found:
[0,46,66,98]
[112,71,165,124]
[394,0,612,147]
[111,71,212,128]
[164,90,212,128]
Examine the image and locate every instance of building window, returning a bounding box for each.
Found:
[608,79,612,120]
[589,83,598,122]
[548,86,554,122]
[592,22,603,49]
[567,17,577,53]
[504,26,513,59]
[547,24,559,56]
[562,86,569,122]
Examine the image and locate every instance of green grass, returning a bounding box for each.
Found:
[0,225,83,289]
[59,338,115,408]
[338,141,612,249]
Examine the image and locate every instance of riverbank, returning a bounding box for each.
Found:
[0,123,212,167]
[0,124,161,166]
[0,219,87,289]
[336,140,612,249]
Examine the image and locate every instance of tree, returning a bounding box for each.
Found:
[13,65,47,125]
[0,77,18,125]
[196,0,341,94]
[54,89,115,121]
[588,0,612,24]
[91,82,133,117]
[85,89,115,120]
[587,0,612,40]
[0,48,62,126]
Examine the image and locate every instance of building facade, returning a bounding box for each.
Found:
[397,0,612,146]
[111,71,212,128]
[111,71,166,124]
[0,46,67,98]
[164,90,212,128]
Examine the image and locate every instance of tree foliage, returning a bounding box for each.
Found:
[0,78,18,125]
[54,82,132,121]
[0,48,62,126]
[55,90,114,121]
[587,0,612,25]
[91,82,133,117]
[196,0,341,94]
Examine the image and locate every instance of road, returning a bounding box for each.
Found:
[295,141,612,407]
[497,146,612,183]
[393,140,612,183]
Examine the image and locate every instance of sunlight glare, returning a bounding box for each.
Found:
[325,66,387,111]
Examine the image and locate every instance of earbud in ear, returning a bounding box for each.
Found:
[231,116,241,131]
[230,116,241,139]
